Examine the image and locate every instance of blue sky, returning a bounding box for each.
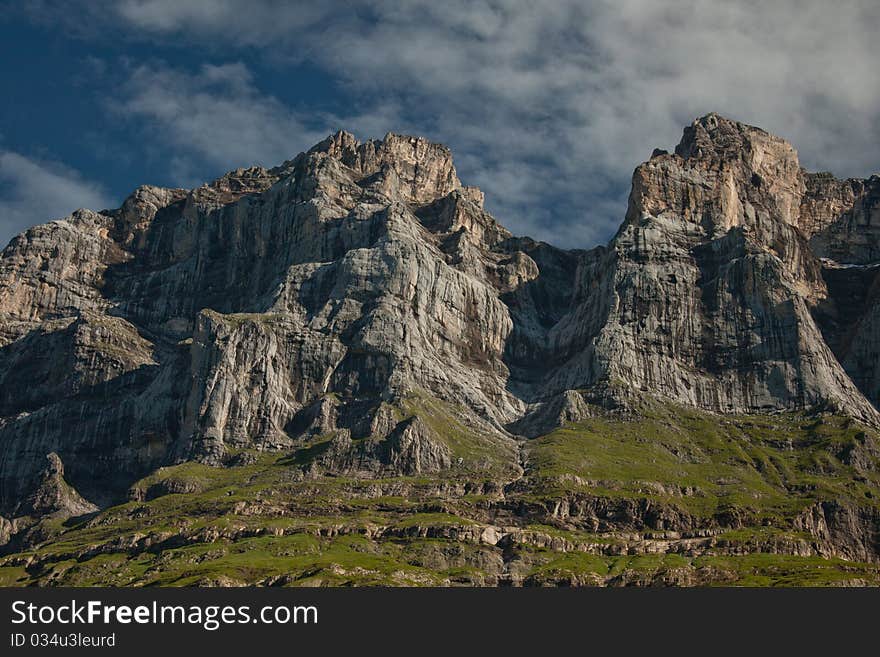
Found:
[1,1,879,249]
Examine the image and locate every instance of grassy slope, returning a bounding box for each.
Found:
[526,405,880,519]
[1,400,879,587]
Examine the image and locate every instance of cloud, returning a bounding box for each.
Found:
[17,1,880,246]
[113,0,330,43]
[0,151,113,248]
[109,62,330,183]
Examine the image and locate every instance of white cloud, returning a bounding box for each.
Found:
[113,0,329,42]
[0,151,113,248]
[20,1,880,246]
[110,62,330,182]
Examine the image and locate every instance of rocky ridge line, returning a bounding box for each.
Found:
[0,114,879,530]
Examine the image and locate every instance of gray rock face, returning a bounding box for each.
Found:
[512,114,879,427]
[309,416,453,477]
[22,452,98,519]
[600,115,872,419]
[804,175,880,409]
[805,174,880,263]
[1,116,880,518]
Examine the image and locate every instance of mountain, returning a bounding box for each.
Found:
[1,114,880,586]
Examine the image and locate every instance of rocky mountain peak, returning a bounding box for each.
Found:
[675,112,796,165]
[4,116,880,586]
[307,130,462,206]
[633,113,804,235]
[310,129,361,160]
[2,115,880,526]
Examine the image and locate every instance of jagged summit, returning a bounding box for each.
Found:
[1,114,880,520]
[674,112,794,161]
[304,129,464,205]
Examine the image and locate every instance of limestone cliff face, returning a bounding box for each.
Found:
[0,131,525,511]
[511,114,880,432]
[1,116,879,517]
[534,114,876,423]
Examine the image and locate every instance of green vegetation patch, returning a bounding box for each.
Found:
[525,405,880,522]
[2,403,878,587]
